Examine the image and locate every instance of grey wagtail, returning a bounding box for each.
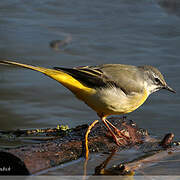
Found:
[0,60,175,158]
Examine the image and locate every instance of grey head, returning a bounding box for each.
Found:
[138,65,175,95]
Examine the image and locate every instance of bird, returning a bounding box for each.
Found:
[0,60,175,159]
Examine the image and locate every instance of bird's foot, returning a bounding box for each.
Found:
[105,119,130,146]
[115,128,130,140]
[113,136,125,146]
[114,133,130,146]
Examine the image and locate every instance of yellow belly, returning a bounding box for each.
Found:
[123,90,148,114]
[77,88,149,117]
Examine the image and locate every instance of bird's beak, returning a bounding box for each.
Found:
[164,85,176,93]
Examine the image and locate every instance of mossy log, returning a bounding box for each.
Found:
[94,133,177,175]
[0,117,148,175]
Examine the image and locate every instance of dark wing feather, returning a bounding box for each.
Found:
[53,66,123,91]
[53,66,107,88]
[54,64,143,94]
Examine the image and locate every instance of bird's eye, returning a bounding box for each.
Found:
[154,78,161,84]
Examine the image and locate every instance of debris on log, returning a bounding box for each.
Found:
[0,117,148,175]
[159,133,174,148]
[94,132,179,175]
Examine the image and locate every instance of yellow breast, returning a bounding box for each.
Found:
[80,87,149,117]
[125,89,148,113]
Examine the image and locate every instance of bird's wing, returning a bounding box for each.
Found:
[54,66,108,88]
[54,64,144,95]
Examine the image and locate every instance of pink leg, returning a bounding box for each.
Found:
[101,116,125,146]
[97,112,130,145]
[105,119,130,140]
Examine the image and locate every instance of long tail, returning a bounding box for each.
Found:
[0,60,94,95]
[0,60,51,74]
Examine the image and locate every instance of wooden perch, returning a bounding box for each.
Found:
[94,132,178,175]
[0,117,147,175]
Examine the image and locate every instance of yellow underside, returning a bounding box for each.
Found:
[93,89,149,118]
[125,89,148,113]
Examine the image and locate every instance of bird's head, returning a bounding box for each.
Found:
[139,65,175,95]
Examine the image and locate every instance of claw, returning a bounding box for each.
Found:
[101,116,130,146]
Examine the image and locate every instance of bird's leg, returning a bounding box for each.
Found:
[105,119,130,140]
[85,119,99,160]
[101,116,124,146]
